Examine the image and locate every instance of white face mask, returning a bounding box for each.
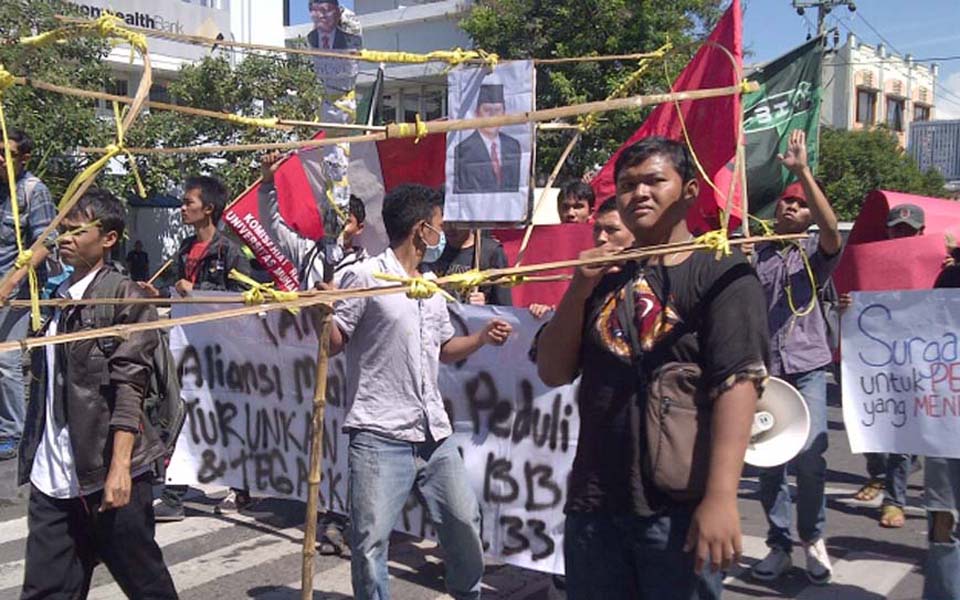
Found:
[421,223,446,263]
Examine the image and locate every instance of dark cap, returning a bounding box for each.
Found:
[309,0,338,6]
[886,203,925,230]
[478,84,505,106]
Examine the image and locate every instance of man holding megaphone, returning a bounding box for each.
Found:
[750,130,843,586]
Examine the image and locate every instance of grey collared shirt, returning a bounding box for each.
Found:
[754,233,841,376]
[334,248,456,442]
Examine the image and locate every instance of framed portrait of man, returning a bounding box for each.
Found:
[445,61,534,224]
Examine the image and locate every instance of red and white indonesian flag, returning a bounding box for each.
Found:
[224,133,448,290]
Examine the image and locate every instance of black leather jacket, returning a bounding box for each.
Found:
[18,266,166,494]
[174,230,249,293]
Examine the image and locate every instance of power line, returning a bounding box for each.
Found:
[855,11,904,57]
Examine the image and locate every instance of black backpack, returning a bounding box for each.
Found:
[84,268,186,478]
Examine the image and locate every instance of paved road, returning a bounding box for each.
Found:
[0,381,929,599]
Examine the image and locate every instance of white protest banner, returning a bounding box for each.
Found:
[167,300,578,574]
[841,289,960,458]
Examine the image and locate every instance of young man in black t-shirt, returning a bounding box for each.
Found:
[535,137,769,600]
[423,225,512,306]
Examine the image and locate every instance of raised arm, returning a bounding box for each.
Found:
[258,152,312,262]
[778,129,842,256]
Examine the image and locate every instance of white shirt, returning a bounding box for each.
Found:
[31,268,100,498]
[333,249,456,442]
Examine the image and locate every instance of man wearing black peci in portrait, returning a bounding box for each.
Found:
[454,84,523,194]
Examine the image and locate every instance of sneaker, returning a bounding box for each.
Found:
[804,539,832,585]
[152,498,185,522]
[751,547,792,581]
[215,489,256,514]
[0,438,18,461]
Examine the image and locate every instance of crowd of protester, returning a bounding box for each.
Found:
[2,125,959,600]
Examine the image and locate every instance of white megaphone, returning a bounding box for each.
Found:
[744,377,811,468]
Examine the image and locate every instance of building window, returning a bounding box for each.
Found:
[380,93,398,124]
[98,78,129,113]
[886,96,905,131]
[915,104,931,122]
[400,90,420,123]
[856,88,877,124]
[149,84,171,104]
[422,89,444,121]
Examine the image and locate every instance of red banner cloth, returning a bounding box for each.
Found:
[833,190,960,294]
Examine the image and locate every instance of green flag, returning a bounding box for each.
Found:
[356,67,384,127]
[744,36,823,219]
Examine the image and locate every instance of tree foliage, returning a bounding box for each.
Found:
[819,126,949,221]
[1,0,327,204]
[126,52,326,201]
[460,0,725,185]
[0,0,112,200]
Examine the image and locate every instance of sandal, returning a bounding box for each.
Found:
[880,504,906,528]
[853,478,884,502]
[317,525,351,557]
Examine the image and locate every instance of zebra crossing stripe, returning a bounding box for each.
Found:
[0,512,282,592]
[796,554,915,600]
[0,518,26,546]
[88,525,305,599]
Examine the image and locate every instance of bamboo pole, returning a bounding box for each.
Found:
[515,131,582,266]
[80,132,387,156]
[55,15,672,67]
[0,233,806,351]
[8,75,385,133]
[145,258,174,286]
[81,83,758,157]
[301,312,333,600]
[536,123,582,131]
[0,50,153,304]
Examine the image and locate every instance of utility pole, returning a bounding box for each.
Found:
[791,0,856,36]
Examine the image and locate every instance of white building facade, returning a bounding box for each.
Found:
[821,33,938,147]
[63,0,286,114]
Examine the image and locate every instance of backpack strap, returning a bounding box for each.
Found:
[80,268,127,356]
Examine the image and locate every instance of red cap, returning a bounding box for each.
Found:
[779,182,807,202]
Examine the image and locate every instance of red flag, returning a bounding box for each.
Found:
[590,0,743,234]
[223,132,327,290]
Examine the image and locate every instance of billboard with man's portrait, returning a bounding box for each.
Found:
[445,61,534,224]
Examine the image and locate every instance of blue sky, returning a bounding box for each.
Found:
[290,0,960,118]
[743,0,960,119]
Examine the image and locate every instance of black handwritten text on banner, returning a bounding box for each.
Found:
[167,300,579,574]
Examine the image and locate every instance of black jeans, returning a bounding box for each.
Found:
[21,475,178,599]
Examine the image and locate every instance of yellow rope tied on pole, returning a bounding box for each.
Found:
[111,101,147,198]
[372,272,455,302]
[357,48,498,68]
[692,229,732,257]
[0,67,42,330]
[229,269,300,309]
[59,101,147,207]
[500,275,527,287]
[21,14,148,55]
[394,113,429,143]
[224,113,281,129]
[443,269,488,292]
